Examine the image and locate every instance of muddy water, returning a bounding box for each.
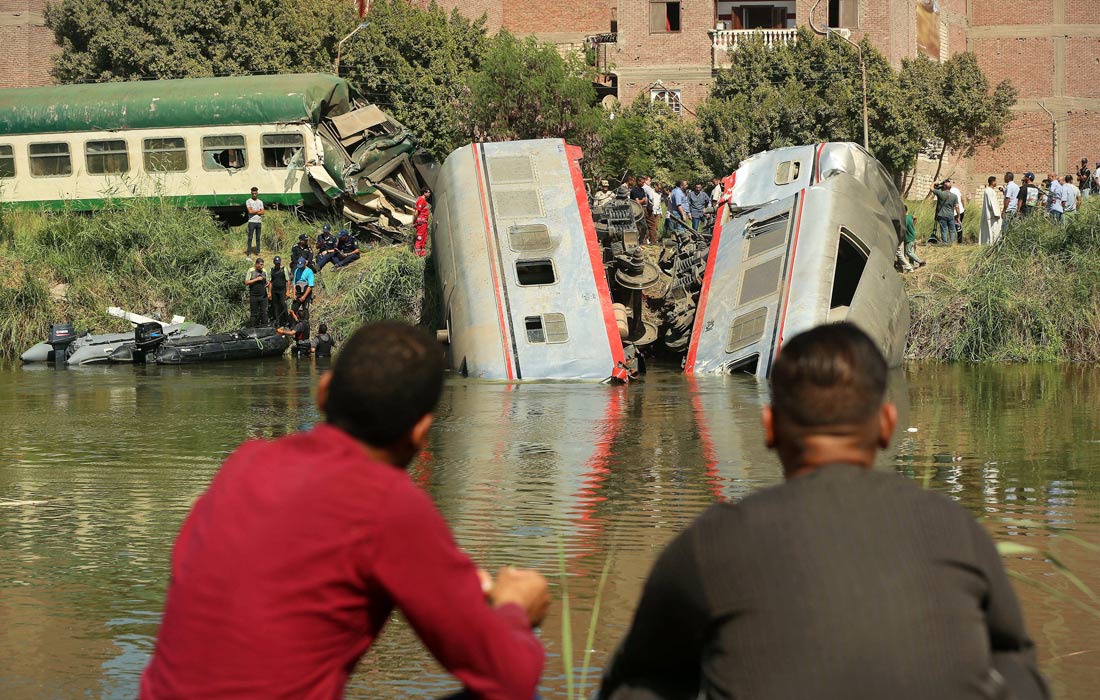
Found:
[1,361,1099,699]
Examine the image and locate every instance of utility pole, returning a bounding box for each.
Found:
[807,0,869,151]
[1037,101,1057,173]
[333,22,370,76]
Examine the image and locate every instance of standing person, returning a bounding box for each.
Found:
[592,180,614,209]
[1062,174,1081,217]
[948,181,966,243]
[670,180,689,233]
[598,323,1048,700]
[710,176,723,203]
[316,226,340,271]
[687,182,711,232]
[661,185,673,238]
[278,307,312,357]
[1002,172,1020,231]
[930,181,960,245]
[1046,173,1064,223]
[267,255,289,328]
[1077,158,1092,199]
[244,187,264,256]
[291,257,315,317]
[244,257,268,327]
[1018,172,1041,218]
[629,175,648,233]
[979,176,1003,245]
[312,322,336,358]
[642,177,659,245]
[901,205,924,270]
[139,321,549,700]
[290,234,315,273]
[414,187,431,258]
[333,229,361,268]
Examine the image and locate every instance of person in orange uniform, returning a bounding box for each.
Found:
[414,187,432,257]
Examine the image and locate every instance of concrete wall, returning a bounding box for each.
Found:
[0,0,57,89]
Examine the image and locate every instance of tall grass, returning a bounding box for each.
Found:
[906,198,1100,362]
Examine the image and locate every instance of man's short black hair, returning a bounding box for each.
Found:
[988,176,997,186]
[324,321,444,447]
[1005,172,1014,182]
[770,322,887,430]
[250,187,258,193]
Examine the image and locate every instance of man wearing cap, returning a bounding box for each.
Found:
[333,230,361,269]
[290,234,315,273]
[244,257,268,327]
[277,306,311,357]
[414,188,431,258]
[292,257,315,317]
[1017,173,1041,219]
[1077,159,1092,199]
[267,256,289,328]
[593,180,614,209]
[315,223,333,249]
[316,226,340,272]
[244,187,264,256]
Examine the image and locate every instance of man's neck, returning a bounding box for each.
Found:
[781,436,877,480]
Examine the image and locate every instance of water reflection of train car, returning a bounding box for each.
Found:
[683,142,909,377]
[431,140,633,381]
[0,74,429,235]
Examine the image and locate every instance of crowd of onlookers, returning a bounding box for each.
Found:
[591,175,726,242]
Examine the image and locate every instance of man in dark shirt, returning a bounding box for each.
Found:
[332,230,361,268]
[1077,158,1092,198]
[930,180,960,244]
[244,257,268,327]
[629,177,647,212]
[599,323,1047,700]
[316,227,340,271]
[290,234,315,273]
[141,321,549,700]
[267,255,289,328]
[1017,172,1041,218]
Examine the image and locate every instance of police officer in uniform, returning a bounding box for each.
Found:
[316,227,340,271]
[268,255,289,328]
[290,234,315,273]
[244,257,268,327]
[312,322,335,358]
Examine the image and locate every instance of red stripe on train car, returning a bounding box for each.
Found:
[684,171,736,375]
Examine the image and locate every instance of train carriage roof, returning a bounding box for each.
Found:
[0,73,353,136]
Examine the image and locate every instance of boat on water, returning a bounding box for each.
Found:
[431,139,659,382]
[110,325,289,364]
[431,140,908,381]
[20,321,209,365]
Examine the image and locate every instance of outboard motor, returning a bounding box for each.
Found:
[48,323,77,368]
[131,322,169,362]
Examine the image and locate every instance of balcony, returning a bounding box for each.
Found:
[709,27,850,70]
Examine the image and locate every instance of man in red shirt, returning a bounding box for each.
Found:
[414,187,431,257]
[140,321,549,700]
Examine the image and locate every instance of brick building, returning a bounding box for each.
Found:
[0,0,56,89]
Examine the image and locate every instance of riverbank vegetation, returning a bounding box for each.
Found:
[904,198,1100,362]
[0,201,424,360]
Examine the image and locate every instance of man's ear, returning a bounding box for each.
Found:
[316,371,332,415]
[762,405,776,450]
[879,402,898,449]
[409,413,435,452]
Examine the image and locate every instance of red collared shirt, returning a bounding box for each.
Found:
[140,424,543,700]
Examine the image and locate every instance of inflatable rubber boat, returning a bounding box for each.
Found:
[20,322,209,365]
[110,325,289,364]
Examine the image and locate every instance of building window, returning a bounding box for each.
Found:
[143,137,188,173]
[202,135,246,171]
[0,145,14,178]
[515,259,557,286]
[262,133,304,169]
[28,142,72,177]
[85,139,130,175]
[650,88,683,116]
[828,0,859,28]
[649,1,681,33]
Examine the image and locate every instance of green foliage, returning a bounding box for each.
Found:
[593,97,711,184]
[460,31,604,151]
[906,199,1100,362]
[321,247,425,340]
[341,0,488,160]
[44,0,354,82]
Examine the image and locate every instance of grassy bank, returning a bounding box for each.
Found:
[904,197,1100,362]
[0,201,424,360]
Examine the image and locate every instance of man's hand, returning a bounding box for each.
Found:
[488,566,550,628]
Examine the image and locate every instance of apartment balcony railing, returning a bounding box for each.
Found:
[709,27,850,69]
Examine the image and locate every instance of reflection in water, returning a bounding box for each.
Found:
[1,362,1099,699]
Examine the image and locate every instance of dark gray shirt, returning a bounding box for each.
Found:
[599,465,1047,700]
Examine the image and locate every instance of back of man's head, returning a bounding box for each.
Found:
[324,321,444,449]
[769,322,887,443]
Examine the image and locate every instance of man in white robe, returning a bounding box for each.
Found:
[979,175,1003,245]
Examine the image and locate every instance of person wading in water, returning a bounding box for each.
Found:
[140,322,550,700]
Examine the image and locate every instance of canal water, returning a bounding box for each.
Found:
[2,361,1099,699]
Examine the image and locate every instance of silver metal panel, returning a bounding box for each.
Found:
[745,212,790,258]
[493,188,545,219]
[543,313,569,343]
[738,257,783,306]
[508,223,554,252]
[726,307,769,354]
[487,155,536,184]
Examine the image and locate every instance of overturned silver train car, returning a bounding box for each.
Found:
[431,139,660,382]
[681,142,909,377]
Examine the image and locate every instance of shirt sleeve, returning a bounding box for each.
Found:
[598,524,708,700]
[968,519,1050,700]
[370,484,544,700]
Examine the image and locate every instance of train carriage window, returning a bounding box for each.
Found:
[28,142,72,177]
[143,137,188,172]
[774,161,801,185]
[831,227,870,311]
[515,259,557,286]
[0,145,13,178]
[86,140,130,175]
[262,133,304,169]
[524,314,569,344]
[202,135,246,171]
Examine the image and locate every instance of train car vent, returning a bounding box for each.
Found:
[725,307,769,354]
[516,259,556,286]
[488,156,536,184]
[509,223,553,252]
[745,212,790,258]
[494,189,545,219]
[542,313,569,343]
[737,257,783,306]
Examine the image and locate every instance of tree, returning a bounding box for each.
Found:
[697,29,929,182]
[45,0,354,82]
[341,0,488,161]
[899,53,1017,184]
[458,31,604,154]
[593,97,710,184]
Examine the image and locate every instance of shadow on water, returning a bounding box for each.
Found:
[1,362,1098,698]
